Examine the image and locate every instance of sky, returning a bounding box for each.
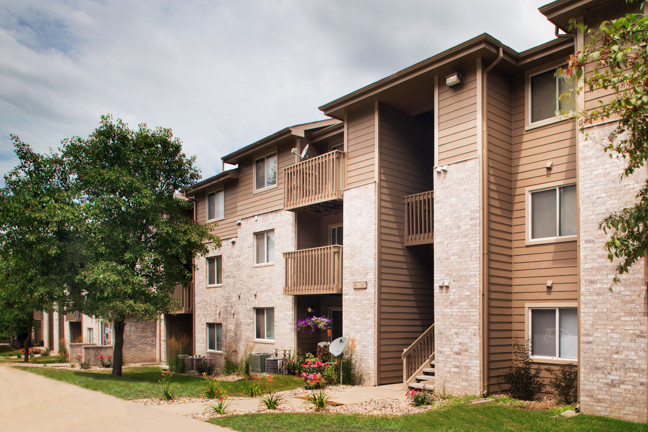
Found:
[0,0,558,184]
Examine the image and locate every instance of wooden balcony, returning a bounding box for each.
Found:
[284,150,345,212]
[65,311,82,322]
[170,284,192,314]
[284,245,343,295]
[404,190,434,246]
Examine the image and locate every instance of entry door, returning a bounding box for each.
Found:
[331,308,343,340]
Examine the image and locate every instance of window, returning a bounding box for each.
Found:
[207,323,223,351]
[254,308,274,340]
[254,230,275,264]
[530,185,576,240]
[330,225,343,245]
[207,190,224,220]
[529,308,577,360]
[86,328,94,344]
[206,256,222,285]
[101,321,111,345]
[530,66,575,124]
[255,153,277,190]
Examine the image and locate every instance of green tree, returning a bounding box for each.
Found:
[567,4,648,277]
[1,116,217,373]
[63,115,217,375]
[0,141,78,361]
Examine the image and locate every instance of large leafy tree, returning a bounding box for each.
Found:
[63,115,217,375]
[1,116,217,374]
[567,4,648,277]
[0,141,80,361]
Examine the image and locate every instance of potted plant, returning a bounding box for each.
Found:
[296,316,331,334]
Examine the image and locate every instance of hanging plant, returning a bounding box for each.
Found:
[296,316,331,334]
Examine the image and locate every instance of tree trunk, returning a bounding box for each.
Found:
[23,314,33,363]
[112,319,126,376]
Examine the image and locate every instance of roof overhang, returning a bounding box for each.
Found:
[222,119,340,165]
[319,34,519,119]
[539,0,640,32]
[184,169,239,196]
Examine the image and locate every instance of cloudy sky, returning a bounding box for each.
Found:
[0,0,557,184]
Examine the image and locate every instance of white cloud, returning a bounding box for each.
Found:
[0,0,556,184]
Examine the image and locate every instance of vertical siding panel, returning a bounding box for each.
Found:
[377,103,435,384]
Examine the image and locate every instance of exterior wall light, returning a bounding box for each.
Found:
[445,72,463,88]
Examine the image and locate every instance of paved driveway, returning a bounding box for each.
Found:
[0,365,232,432]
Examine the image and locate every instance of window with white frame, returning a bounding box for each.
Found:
[207,190,224,221]
[255,153,277,190]
[530,184,576,240]
[529,307,577,360]
[530,66,575,124]
[206,256,222,285]
[207,323,222,351]
[87,328,94,344]
[254,308,274,340]
[254,230,275,264]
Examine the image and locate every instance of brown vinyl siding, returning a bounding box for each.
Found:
[345,105,376,189]
[377,103,434,385]
[437,63,478,165]
[485,70,514,393]
[194,140,296,239]
[510,71,578,382]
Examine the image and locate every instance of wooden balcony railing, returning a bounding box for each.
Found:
[402,323,435,383]
[284,150,345,210]
[404,190,434,246]
[170,284,192,313]
[284,245,343,295]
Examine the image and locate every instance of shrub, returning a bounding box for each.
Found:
[246,376,263,397]
[406,389,436,407]
[210,398,230,415]
[223,351,238,375]
[42,347,50,356]
[503,341,543,401]
[99,354,112,368]
[77,355,90,370]
[195,357,216,375]
[283,356,301,376]
[260,392,283,410]
[307,389,329,411]
[338,338,361,385]
[202,373,227,399]
[159,370,175,400]
[550,363,578,405]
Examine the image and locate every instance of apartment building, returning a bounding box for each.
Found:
[187,0,647,422]
[32,310,168,366]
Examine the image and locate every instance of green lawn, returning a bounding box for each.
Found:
[0,355,62,364]
[211,402,647,432]
[17,366,303,399]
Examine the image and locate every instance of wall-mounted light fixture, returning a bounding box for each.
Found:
[230,238,236,244]
[435,165,448,174]
[546,280,553,290]
[236,219,242,225]
[445,72,463,88]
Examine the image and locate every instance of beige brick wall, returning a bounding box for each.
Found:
[194,210,297,363]
[579,124,648,423]
[123,318,159,364]
[342,183,378,385]
[433,157,483,395]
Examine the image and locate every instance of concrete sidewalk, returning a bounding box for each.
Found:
[0,365,232,432]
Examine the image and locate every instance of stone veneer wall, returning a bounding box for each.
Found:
[579,124,648,423]
[342,183,377,385]
[194,210,296,363]
[433,157,482,395]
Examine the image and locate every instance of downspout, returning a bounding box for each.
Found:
[480,46,503,396]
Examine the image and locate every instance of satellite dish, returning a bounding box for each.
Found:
[329,336,348,357]
[300,144,310,160]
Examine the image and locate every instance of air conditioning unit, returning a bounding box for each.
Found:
[250,353,271,373]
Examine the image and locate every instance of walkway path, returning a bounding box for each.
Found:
[0,365,232,432]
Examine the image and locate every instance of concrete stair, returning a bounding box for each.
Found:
[407,365,435,391]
